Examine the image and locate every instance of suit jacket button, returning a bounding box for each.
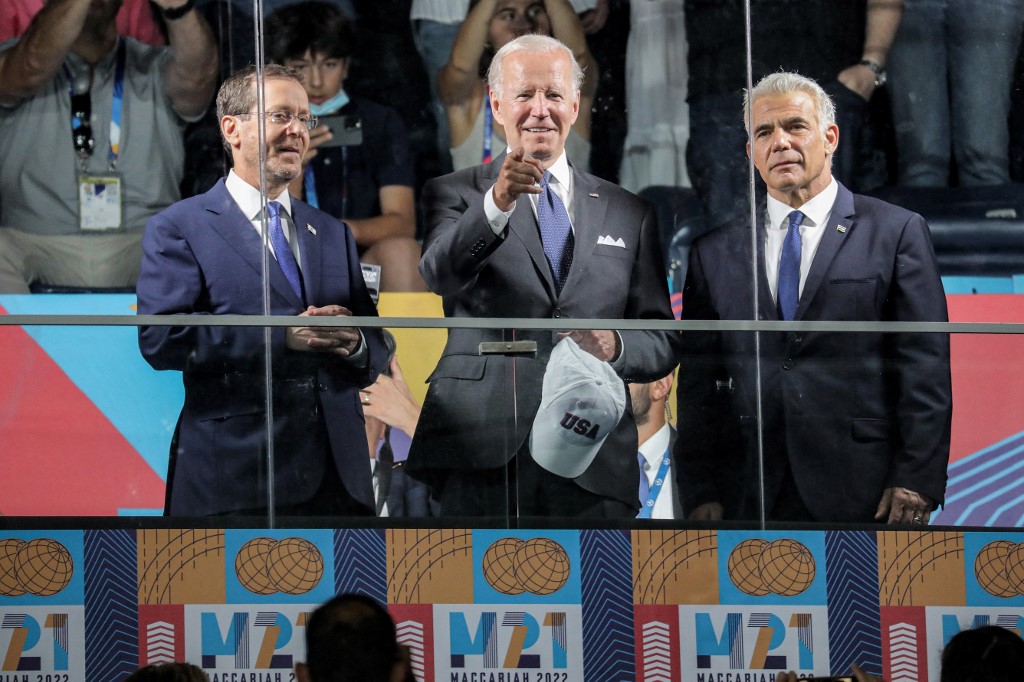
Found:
[782,359,793,370]
[553,308,562,318]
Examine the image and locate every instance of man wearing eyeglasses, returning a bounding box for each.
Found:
[137,64,389,518]
[0,0,218,292]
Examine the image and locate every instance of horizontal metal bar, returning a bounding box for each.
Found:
[0,314,1022,334]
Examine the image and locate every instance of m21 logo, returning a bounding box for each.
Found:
[435,606,584,680]
[185,606,309,672]
[0,608,84,676]
[680,606,830,676]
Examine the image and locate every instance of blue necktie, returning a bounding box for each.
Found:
[638,451,650,507]
[267,201,304,302]
[537,171,574,292]
[777,210,804,320]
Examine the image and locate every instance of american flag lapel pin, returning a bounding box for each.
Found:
[588,192,599,198]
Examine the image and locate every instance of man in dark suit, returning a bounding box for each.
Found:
[407,34,680,518]
[676,72,952,525]
[137,64,387,517]
[630,372,682,520]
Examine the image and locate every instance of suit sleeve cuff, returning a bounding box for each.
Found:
[484,184,514,236]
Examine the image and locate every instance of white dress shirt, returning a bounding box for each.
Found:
[639,422,675,520]
[226,170,303,267]
[764,178,838,304]
[484,150,575,235]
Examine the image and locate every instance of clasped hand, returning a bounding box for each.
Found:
[286,305,361,357]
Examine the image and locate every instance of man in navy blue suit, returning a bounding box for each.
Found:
[676,72,952,525]
[137,64,387,517]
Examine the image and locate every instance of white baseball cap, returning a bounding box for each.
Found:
[529,337,626,478]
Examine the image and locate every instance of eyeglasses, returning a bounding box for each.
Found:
[235,111,318,130]
[70,92,95,158]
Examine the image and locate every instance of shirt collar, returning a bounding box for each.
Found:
[226,170,294,221]
[766,177,838,231]
[639,423,672,465]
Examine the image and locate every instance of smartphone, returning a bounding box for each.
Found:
[316,114,363,147]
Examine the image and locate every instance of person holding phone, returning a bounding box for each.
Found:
[266,1,426,292]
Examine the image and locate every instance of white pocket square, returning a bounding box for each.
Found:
[597,235,626,248]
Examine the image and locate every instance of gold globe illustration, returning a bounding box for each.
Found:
[758,539,816,597]
[1004,543,1024,595]
[0,539,26,597]
[267,538,323,595]
[483,538,525,595]
[728,539,771,596]
[976,540,1017,598]
[14,539,73,596]
[236,537,278,595]
[514,538,570,596]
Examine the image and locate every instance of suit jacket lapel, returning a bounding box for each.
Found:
[486,154,558,300]
[753,205,778,320]
[796,182,855,320]
[561,165,607,295]
[292,201,322,306]
[205,180,305,309]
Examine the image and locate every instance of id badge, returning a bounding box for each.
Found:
[78,173,123,231]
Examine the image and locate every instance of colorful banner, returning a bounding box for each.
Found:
[2,528,1024,681]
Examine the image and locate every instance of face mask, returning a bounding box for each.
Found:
[309,89,349,117]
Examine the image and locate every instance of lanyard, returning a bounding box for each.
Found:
[637,447,672,519]
[63,40,126,169]
[482,93,493,163]
[303,146,347,216]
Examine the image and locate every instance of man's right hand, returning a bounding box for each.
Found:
[492,147,544,212]
[688,502,724,521]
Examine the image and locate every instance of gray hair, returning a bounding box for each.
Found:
[486,34,584,100]
[744,71,836,133]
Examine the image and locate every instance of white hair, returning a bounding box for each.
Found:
[486,34,584,99]
[744,71,836,133]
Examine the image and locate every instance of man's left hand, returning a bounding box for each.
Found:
[837,63,877,101]
[875,486,933,525]
[559,330,619,362]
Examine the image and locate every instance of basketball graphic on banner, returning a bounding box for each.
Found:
[727,538,815,597]
[516,538,571,596]
[0,538,26,596]
[759,539,815,596]
[483,537,571,596]
[0,538,74,596]
[235,537,278,595]
[483,537,525,595]
[234,536,323,596]
[975,540,1024,598]
[727,539,770,596]
[267,537,324,595]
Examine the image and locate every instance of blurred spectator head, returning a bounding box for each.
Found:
[940,625,1024,682]
[744,71,836,135]
[265,1,356,105]
[125,662,209,682]
[472,0,551,51]
[297,593,406,682]
[469,0,552,79]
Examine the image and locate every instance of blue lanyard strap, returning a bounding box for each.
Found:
[637,447,672,519]
[483,93,493,164]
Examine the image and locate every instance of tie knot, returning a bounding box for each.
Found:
[787,210,805,230]
[541,171,553,189]
[268,200,282,220]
